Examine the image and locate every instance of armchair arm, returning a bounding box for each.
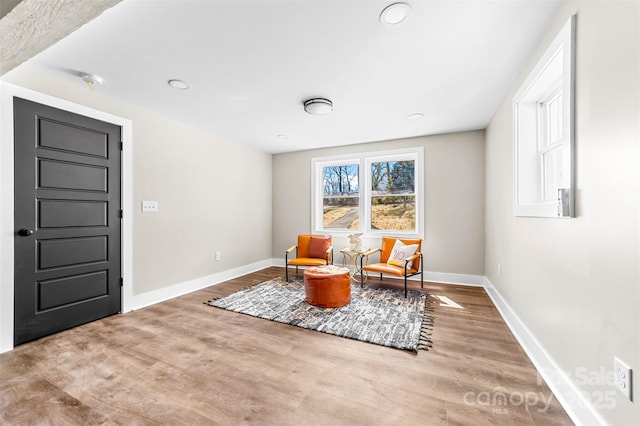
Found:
[325,245,333,265]
[406,252,421,264]
[361,248,380,257]
[404,252,422,273]
[285,244,297,268]
[285,244,297,254]
[360,248,380,270]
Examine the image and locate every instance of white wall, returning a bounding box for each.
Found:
[272,131,486,280]
[485,2,639,425]
[1,65,272,299]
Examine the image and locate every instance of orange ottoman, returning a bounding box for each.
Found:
[303,265,351,308]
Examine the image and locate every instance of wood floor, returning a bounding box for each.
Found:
[0,267,573,425]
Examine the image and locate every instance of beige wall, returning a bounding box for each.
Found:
[2,65,272,296]
[273,131,486,276]
[485,2,639,424]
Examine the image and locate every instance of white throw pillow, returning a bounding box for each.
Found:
[387,239,419,269]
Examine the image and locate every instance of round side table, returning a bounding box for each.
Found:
[339,247,370,283]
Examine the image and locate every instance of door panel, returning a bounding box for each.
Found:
[38,236,108,269]
[38,200,108,228]
[38,271,109,310]
[39,159,108,192]
[14,97,122,346]
[38,118,108,157]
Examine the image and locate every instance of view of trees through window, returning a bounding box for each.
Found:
[322,164,359,229]
[321,160,416,231]
[370,160,415,231]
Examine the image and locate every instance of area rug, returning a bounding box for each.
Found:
[206,277,433,352]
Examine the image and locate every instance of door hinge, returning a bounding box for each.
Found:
[120,277,124,287]
[119,209,123,219]
[120,141,124,151]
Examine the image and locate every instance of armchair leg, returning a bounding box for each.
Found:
[404,275,408,298]
[285,252,289,282]
[420,253,424,290]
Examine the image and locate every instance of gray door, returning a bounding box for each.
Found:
[13,97,122,346]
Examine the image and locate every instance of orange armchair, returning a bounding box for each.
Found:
[360,237,423,297]
[285,234,333,282]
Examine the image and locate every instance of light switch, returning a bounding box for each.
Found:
[141,200,158,212]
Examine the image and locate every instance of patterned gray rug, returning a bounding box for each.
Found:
[206,277,433,352]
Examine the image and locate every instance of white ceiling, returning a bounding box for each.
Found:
[13,0,560,153]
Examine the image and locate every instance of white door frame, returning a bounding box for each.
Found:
[0,82,133,354]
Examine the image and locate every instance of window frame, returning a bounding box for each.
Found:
[311,147,423,238]
[513,15,575,218]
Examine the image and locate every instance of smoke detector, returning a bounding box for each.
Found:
[80,73,103,91]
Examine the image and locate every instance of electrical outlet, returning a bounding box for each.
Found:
[141,200,158,212]
[615,357,633,401]
[215,251,221,261]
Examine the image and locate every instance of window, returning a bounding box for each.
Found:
[312,148,423,236]
[513,15,575,217]
[368,158,416,231]
[321,162,360,230]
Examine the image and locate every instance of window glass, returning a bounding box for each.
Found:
[322,164,359,229]
[370,160,415,231]
[542,148,563,201]
[538,88,564,202]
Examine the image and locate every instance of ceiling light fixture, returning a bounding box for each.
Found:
[380,3,411,26]
[303,98,333,115]
[168,79,190,90]
[407,112,424,120]
[277,134,289,140]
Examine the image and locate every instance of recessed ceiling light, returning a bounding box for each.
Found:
[407,112,424,120]
[168,79,190,90]
[380,3,411,26]
[277,134,289,140]
[303,98,333,115]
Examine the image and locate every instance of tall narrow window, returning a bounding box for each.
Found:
[513,15,575,217]
[321,163,359,229]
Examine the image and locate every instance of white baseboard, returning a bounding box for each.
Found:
[483,279,606,426]
[130,259,273,311]
[273,258,487,287]
[422,271,488,287]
